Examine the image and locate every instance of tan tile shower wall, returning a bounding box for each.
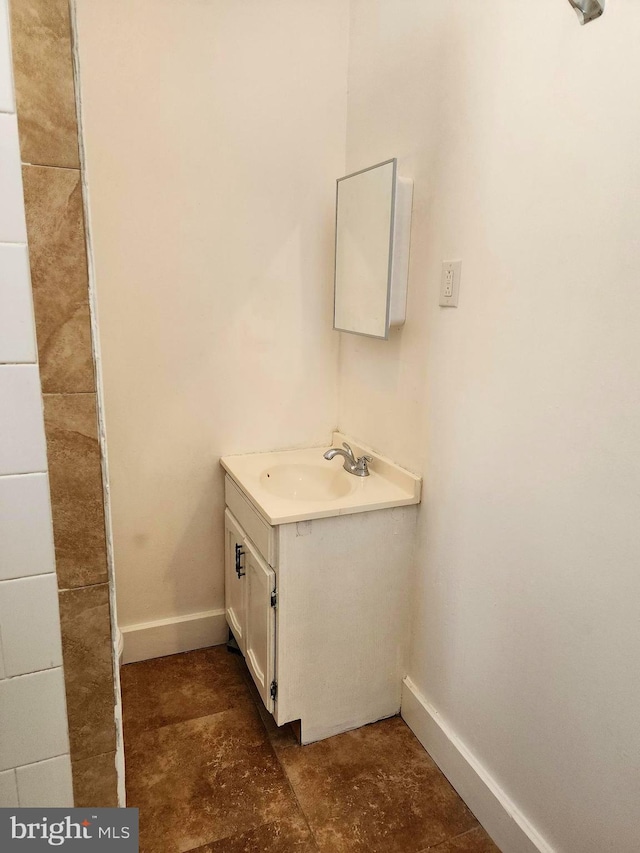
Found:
[10,0,117,807]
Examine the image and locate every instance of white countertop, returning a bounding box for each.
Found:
[220,432,421,525]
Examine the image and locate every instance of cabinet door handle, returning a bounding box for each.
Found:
[235,543,246,578]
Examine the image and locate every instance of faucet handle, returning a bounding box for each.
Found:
[355,454,373,475]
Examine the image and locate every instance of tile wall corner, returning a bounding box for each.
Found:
[1,0,118,808]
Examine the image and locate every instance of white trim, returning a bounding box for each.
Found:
[121,609,228,665]
[69,1,125,807]
[115,627,124,667]
[401,677,555,853]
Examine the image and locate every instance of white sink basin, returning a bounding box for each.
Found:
[260,463,355,502]
[221,432,421,525]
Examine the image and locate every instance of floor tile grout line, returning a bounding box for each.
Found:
[21,162,81,172]
[123,648,484,853]
[121,699,253,741]
[128,651,316,852]
[123,664,278,744]
[415,822,486,853]
[251,687,477,853]
[264,716,323,852]
[122,654,268,851]
[238,660,320,850]
[239,654,322,849]
[42,391,97,396]
[120,663,257,739]
[71,748,116,764]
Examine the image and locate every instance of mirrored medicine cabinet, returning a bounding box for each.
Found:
[333,158,413,340]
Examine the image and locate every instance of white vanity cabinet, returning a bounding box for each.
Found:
[243,536,277,710]
[223,469,419,744]
[224,510,247,655]
[224,508,277,712]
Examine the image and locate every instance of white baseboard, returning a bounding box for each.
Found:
[401,677,554,853]
[115,626,124,666]
[121,609,228,664]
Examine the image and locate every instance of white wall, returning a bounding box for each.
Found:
[73,0,349,642]
[341,2,640,851]
[0,0,73,808]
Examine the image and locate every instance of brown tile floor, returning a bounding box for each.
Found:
[122,647,500,853]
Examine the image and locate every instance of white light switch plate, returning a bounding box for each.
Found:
[440,260,462,307]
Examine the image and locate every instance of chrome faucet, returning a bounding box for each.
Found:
[323,442,372,477]
[567,0,603,24]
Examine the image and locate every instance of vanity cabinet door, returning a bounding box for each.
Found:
[224,509,247,655]
[244,538,276,713]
